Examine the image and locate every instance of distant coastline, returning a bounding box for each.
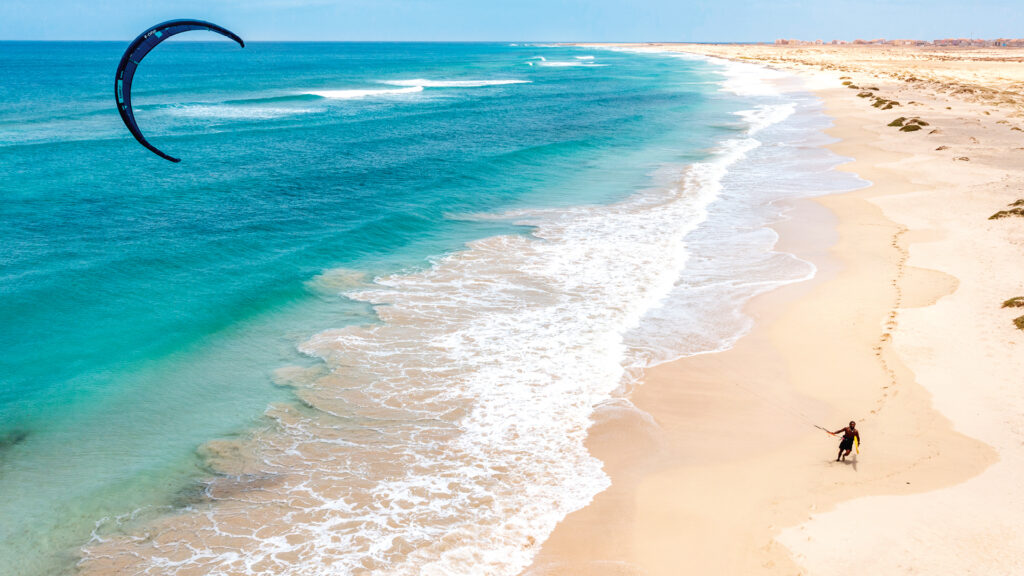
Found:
[769,37,1024,47]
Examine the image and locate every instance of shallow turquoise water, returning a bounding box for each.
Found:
[0,42,741,574]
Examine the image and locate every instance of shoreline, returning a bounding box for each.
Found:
[529,44,1022,575]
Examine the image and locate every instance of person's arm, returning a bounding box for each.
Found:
[833,428,845,435]
[855,430,861,443]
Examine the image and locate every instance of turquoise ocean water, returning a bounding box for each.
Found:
[0,42,859,575]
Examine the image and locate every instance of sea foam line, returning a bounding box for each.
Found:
[306,79,530,100]
[379,79,531,88]
[307,86,425,100]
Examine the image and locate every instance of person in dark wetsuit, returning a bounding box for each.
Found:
[833,421,860,461]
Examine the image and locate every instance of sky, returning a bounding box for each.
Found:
[2,0,1023,41]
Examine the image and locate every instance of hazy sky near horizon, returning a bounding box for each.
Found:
[2,0,1022,41]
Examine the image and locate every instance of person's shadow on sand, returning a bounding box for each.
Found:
[848,455,858,472]
[830,456,858,472]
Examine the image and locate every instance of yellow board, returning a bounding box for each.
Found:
[854,436,860,454]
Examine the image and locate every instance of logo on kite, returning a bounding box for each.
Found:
[115,20,244,163]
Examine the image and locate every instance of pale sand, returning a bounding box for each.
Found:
[527,44,1024,575]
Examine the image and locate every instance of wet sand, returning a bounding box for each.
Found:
[529,44,1024,575]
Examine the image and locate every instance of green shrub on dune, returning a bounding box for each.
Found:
[1000,298,1024,330]
[989,208,1024,220]
[890,117,927,131]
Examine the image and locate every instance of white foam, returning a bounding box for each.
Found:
[738,103,797,134]
[299,136,763,575]
[593,46,789,96]
[161,105,319,120]
[380,79,531,88]
[307,86,424,99]
[713,58,793,96]
[574,56,595,60]
[535,61,606,67]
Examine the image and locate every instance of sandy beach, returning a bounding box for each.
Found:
[529,44,1024,575]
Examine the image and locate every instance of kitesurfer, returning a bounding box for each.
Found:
[833,421,860,461]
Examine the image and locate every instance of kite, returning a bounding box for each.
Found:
[115,20,244,162]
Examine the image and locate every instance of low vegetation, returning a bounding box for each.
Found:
[1003,297,1024,308]
[889,117,929,131]
[989,200,1024,220]
[990,208,1024,219]
[1002,297,1024,331]
[872,97,900,110]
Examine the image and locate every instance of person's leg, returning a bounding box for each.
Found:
[837,449,842,462]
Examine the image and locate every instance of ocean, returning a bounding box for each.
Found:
[0,42,861,575]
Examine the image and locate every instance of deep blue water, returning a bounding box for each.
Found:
[0,42,741,574]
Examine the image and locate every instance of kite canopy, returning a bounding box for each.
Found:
[115,20,244,163]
